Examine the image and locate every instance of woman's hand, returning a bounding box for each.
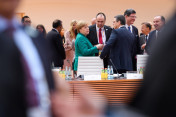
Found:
[64,43,68,48]
[96,44,104,50]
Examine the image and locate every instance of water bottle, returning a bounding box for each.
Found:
[110,66,114,79]
[65,66,69,80]
[68,67,72,80]
[107,65,111,79]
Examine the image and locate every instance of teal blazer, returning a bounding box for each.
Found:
[74,33,98,71]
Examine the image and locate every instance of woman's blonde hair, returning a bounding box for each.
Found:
[77,20,88,33]
[69,20,77,39]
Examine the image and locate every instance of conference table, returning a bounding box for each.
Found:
[67,79,143,106]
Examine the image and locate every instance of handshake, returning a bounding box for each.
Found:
[95,44,104,50]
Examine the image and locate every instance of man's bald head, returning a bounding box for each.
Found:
[91,18,96,25]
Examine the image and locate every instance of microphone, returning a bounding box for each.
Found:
[109,59,118,74]
[109,59,126,78]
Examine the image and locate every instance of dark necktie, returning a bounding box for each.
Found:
[99,28,103,44]
[21,55,39,107]
[145,35,148,42]
[5,26,39,107]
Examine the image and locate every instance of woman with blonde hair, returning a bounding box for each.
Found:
[63,20,77,69]
[74,20,103,72]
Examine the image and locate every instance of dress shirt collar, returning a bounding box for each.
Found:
[125,24,133,32]
[96,25,105,31]
[145,34,149,40]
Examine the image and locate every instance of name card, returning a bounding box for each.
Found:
[126,73,143,79]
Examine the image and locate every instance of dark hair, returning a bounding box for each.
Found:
[141,22,152,30]
[114,15,126,25]
[36,24,47,38]
[52,19,62,28]
[124,9,136,16]
[21,16,30,23]
[96,12,106,20]
[160,16,166,24]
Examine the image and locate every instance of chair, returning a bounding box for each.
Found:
[77,56,104,76]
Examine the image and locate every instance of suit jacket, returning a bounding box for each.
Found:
[87,24,112,46]
[129,25,140,71]
[130,13,176,117]
[145,30,157,55]
[87,24,112,68]
[46,29,66,67]
[74,33,98,71]
[131,25,140,55]
[0,27,55,117]
[139,35,146,54]
[100,27,135,71]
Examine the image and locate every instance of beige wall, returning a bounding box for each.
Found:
[17,0,175,33]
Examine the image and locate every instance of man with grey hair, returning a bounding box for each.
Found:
[145,15,165,55]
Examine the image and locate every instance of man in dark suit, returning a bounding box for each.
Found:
[100,15,135,74]
[139,22,152,54]
[145,16,165,55]
[105,11,176,117]
[129,12,176,117]
[124,9,140,71]
[0,0,55,116]
[87,12,112,68]
[46,20,66,68]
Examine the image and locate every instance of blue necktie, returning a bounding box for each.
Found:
[128,26,131,33]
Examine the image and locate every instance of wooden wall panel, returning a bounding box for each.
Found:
[68,79,143,106]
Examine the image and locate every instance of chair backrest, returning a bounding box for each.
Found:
[137,55,149,73]
[77,56,104,76]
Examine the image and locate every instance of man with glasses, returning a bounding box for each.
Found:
[140,22,152,54]
[21,15,31,26]
[124,9,140,71]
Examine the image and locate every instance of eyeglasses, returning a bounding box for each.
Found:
[24,20,31,23]
[129,16,137,18]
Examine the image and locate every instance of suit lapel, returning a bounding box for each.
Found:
[93,25,98,44]
[104,26,108,42]
[132,25,136,35]
[152,30,157,40]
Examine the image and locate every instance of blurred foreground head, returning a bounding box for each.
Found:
[0,0,21,19]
